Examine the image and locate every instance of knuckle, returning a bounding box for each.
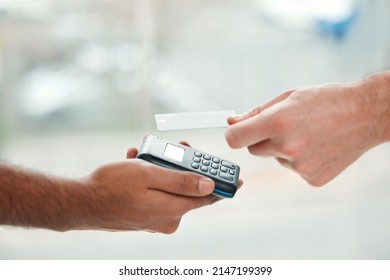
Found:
[278,138,306,158]
[165,203,187,218]
[289,160,299,172]
[161,221,180,234]
[290,160,307,176]
[307,176,327,187]
[297,169,327,187]
[280,143,298,158]
[250,105,262,116]
[178,173,196,194]
[310,181,325,187]
[290,159,329,187]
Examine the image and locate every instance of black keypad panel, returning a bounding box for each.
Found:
[191,151,236,182]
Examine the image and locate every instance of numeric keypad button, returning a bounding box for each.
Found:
[210,169,218,176]
[194,151,202,157]
[203,154,211,160]
[221,160,236,170]
[193,157,201,163]
[200,166,209,172]
[219,172,234,181]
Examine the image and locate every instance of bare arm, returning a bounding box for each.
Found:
[0,149,219,233]
[225,71,390,186]
[0,162,88,231]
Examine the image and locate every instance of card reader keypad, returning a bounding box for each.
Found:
[191,152,236,182]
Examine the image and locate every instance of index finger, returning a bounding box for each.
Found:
[225,111,273,149]
[225,89,295,149]
[227,89,296,125]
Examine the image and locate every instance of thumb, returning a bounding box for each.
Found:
[149,166,215,196]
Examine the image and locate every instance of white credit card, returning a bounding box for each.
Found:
[155,110,236,131]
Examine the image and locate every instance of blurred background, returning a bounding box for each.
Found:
[1,0,390,259]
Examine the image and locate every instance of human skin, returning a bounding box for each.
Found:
[0,145,230,234]
[225,71,390,186]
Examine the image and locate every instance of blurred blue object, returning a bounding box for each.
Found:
[316,4,357,39]
[257,0,358,39]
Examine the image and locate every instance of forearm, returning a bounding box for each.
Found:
[0,162,91,231]
[355,70,390,144]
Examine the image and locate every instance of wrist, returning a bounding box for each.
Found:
[59,177,104,231]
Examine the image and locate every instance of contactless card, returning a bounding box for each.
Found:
[155,110,235,131]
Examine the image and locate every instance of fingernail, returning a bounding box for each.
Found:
[229,114,242,120]
[198,178,214,194]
